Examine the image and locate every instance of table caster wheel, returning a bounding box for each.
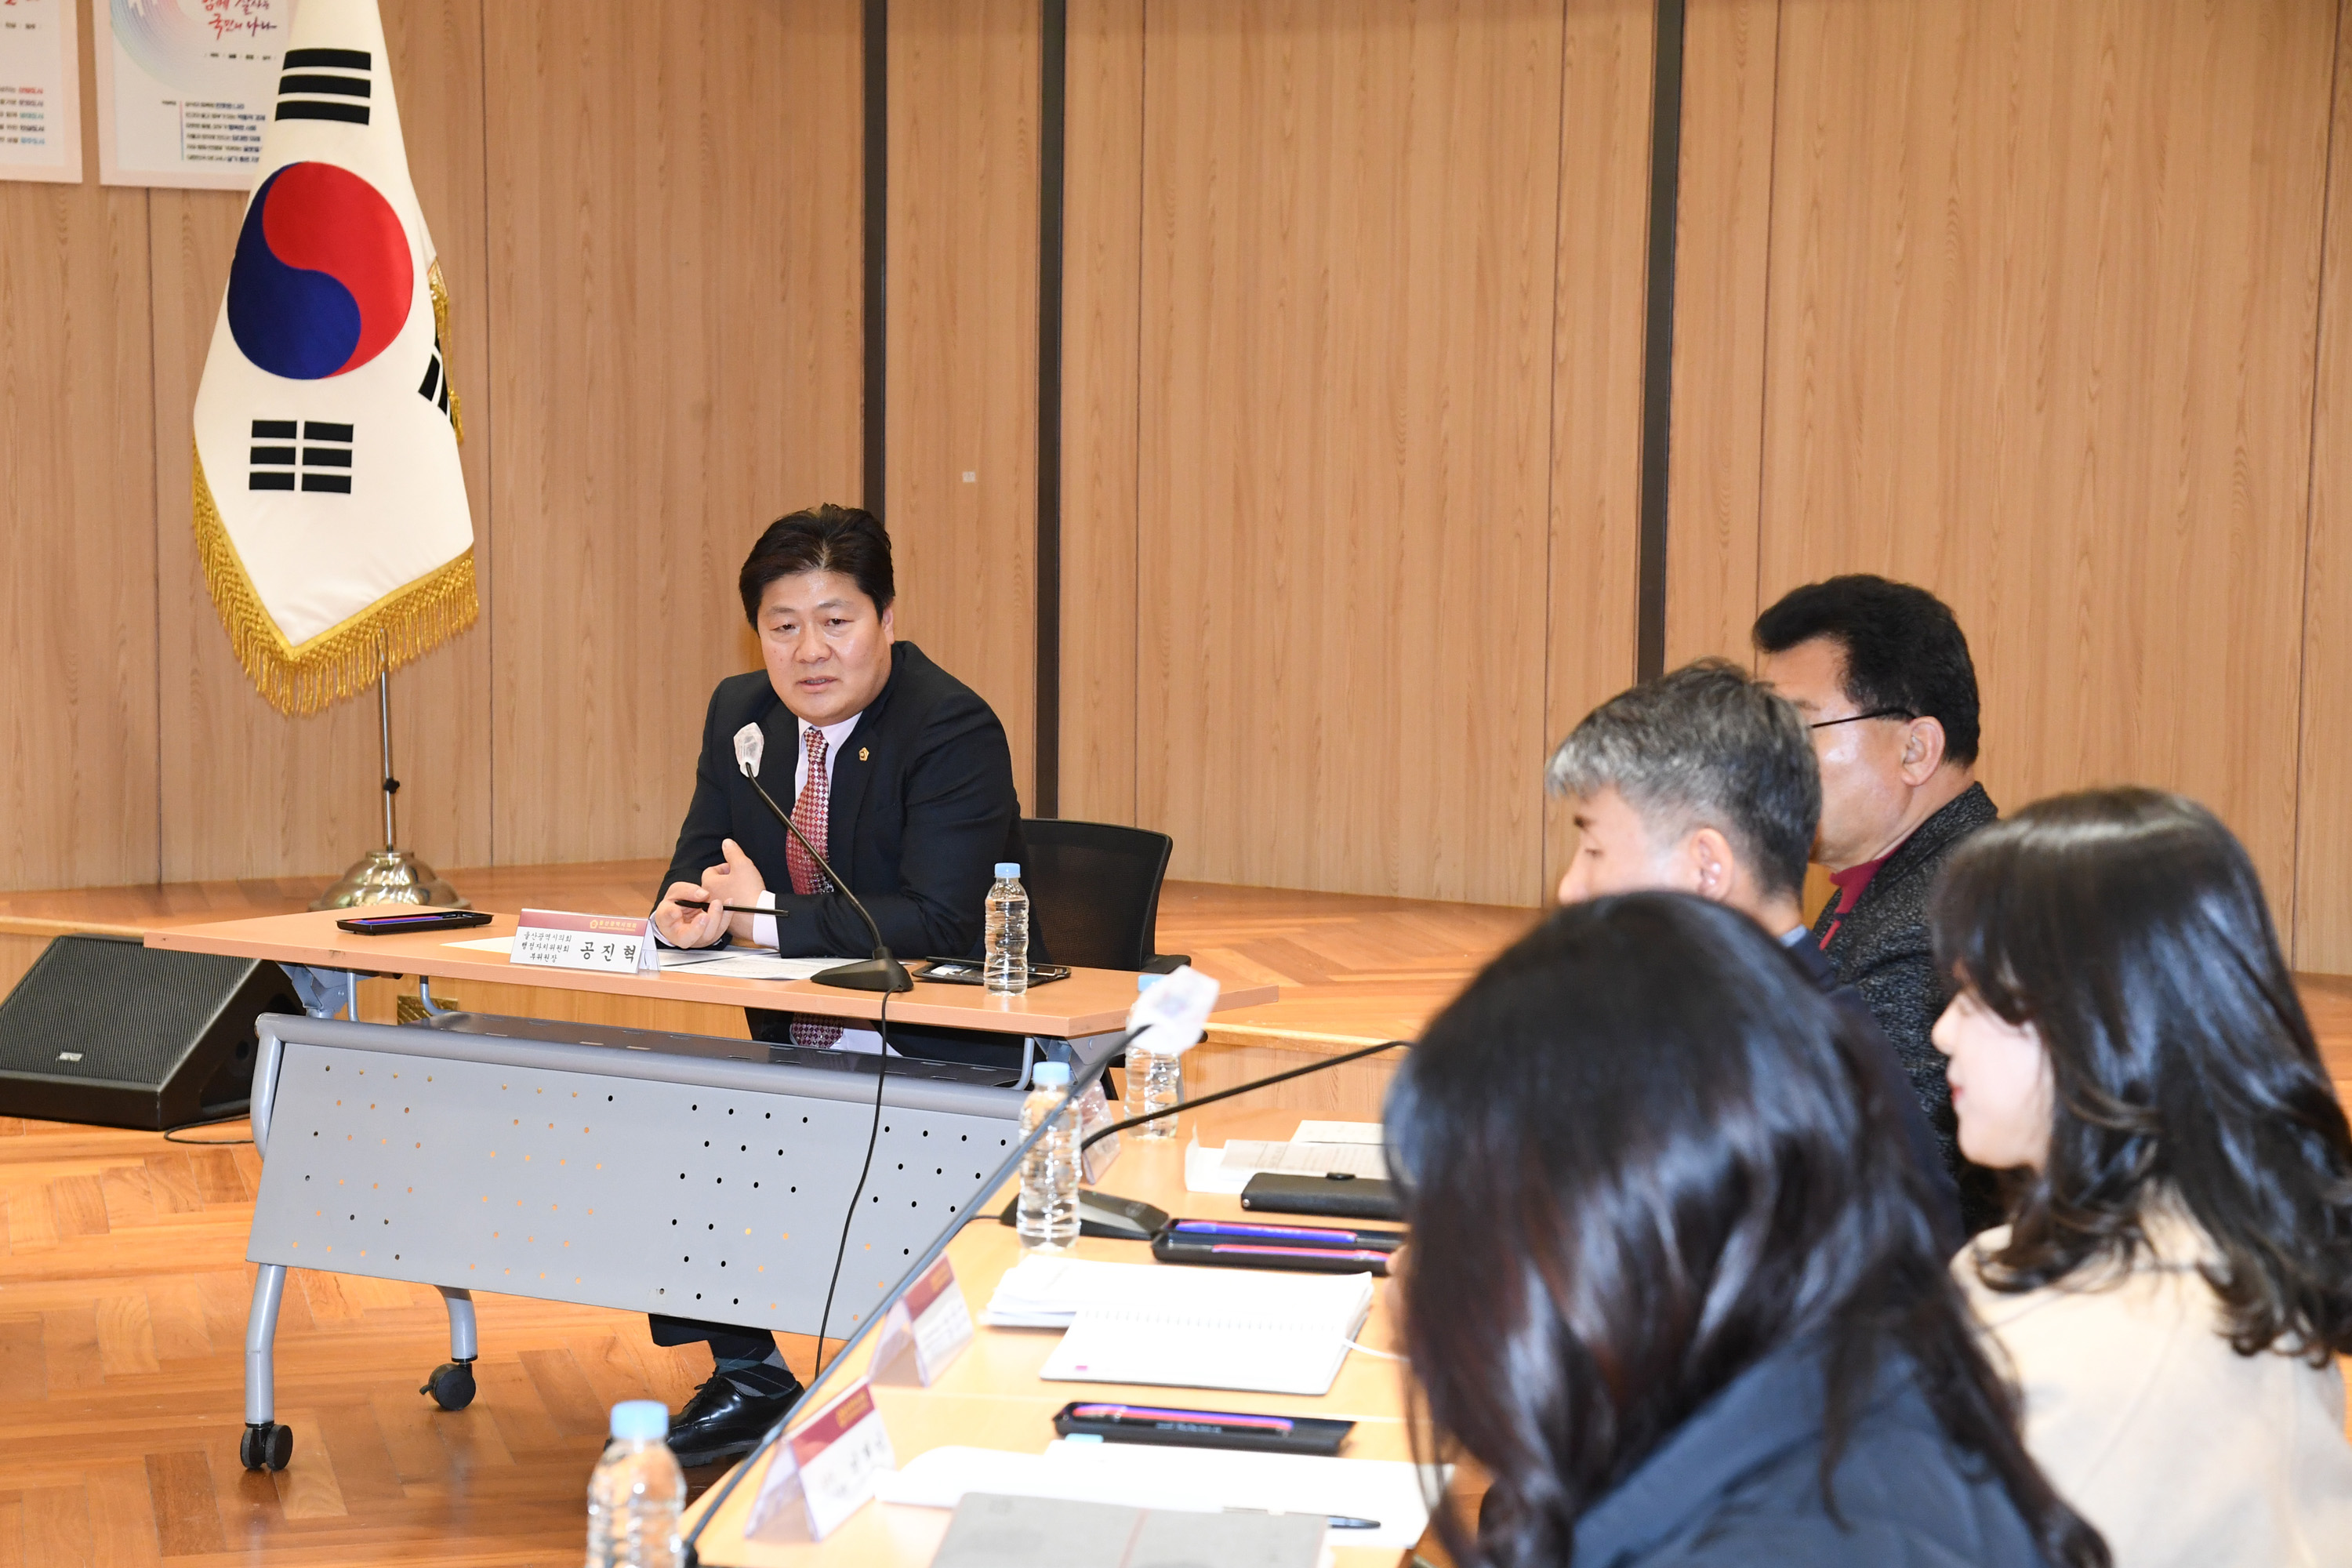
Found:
[421,1359,477,1411]
[240,1421,292,1471]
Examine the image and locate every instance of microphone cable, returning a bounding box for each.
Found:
[809,983,890,1375]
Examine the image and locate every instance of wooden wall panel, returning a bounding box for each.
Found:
[0,12,157,892]
[1661,0,1776,667]
[485,0,865,869]
[1134,1,1566,906]
[153,0,494,884]
[884,0,1042,811]
[1759,0,2335,917]
[1057,0,1146,828]
[1540,0,1656,898]
[2296,1,2352,971]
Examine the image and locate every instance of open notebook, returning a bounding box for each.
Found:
[987,1258,1377,1396]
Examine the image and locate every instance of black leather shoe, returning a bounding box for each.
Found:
[667,1367,804,1468]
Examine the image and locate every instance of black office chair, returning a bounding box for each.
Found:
[1018,818,1188,973]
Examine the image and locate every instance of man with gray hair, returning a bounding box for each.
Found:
[1551,659,1965,1243]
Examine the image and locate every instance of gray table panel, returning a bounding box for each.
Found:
[246,1014,1028,1338]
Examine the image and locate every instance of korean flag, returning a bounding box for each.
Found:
[191,0,476,716]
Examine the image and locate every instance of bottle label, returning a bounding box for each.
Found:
[869,1254,975,1387]
[510,909,659,975]
[746,1379,895,1542]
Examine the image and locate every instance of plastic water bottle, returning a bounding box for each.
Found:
[585,1399,682,1568]
[1125,974,1183,1141]
[1018,1060,1080,1251]
[985,862,1029,995]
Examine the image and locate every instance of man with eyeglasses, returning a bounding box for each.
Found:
[1755,575,2000,1230]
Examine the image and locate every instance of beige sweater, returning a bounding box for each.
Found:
[1957,1214,2352,1568]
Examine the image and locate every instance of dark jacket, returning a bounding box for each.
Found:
[659,642,1029,1065]
[1570,1338,2053,1567]
[1809,782,2002,1231]
[1783,934,1965,1255]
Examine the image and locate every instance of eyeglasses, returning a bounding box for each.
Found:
[1807,708,1917,731]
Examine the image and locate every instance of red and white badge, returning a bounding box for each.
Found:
[747,1380,896,1542]
[510,909,659,976]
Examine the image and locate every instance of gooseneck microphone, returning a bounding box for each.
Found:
[731,724,913,993]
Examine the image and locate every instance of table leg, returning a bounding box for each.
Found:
[420,1287,480,1411]
[239,1264,293,1470]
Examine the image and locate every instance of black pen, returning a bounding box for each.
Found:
[670,898,782,916]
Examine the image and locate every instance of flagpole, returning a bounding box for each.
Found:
[310,637,466,911]
[378,648,397,851]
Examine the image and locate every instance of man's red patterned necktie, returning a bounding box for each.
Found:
[787,727,842,1048]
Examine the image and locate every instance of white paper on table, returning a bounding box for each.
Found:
[1218,1141,1388,1180]
[440,938,837,982]
[1293,1120,1385,1145]
[685,954,846,981]
[1184,1138,1255,1196]
[877,1443,1445,1552]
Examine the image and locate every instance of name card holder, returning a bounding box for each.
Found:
[869,1255,975,1388]
[510,909,659,976]
[748,1381,896,1542]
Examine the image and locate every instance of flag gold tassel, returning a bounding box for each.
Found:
[192,445,478,716]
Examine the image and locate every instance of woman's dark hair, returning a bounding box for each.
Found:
[1930,787,2352,1362]
[1388,895,2103,1568]
[738,504,895,622]
[1753,574,1981,765]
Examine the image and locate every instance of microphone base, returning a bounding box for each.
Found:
[812,954,916,993]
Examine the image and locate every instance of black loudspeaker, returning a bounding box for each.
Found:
[0,935,300,1131]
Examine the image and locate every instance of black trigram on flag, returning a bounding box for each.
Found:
[417,340,452,421]
[249,419,354,492]
[275,49,372,125]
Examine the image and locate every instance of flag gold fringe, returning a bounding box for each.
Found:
[192,445,478,716]
[427,258,464,445]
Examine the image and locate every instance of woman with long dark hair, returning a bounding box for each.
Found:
[1388,893,2102,1566]
[1930,789,2352,1566]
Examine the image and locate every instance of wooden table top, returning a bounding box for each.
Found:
[143,907,1279,1040]
[682,1104,1423,1565]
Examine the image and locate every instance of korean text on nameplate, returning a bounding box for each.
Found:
[508,909,659,976]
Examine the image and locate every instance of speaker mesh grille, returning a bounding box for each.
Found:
[0,939,260,1084]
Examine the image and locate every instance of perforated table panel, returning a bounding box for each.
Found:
[245,1012,1027,1338]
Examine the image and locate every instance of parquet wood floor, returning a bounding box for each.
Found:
[0,866,2340,1562]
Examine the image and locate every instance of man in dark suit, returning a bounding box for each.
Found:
[647,503,1028,1464]
[1755,575,2002,1231]
[1548,660,1963,1252]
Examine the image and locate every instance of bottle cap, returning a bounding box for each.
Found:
[1032,1060,1071,1087]
[1137,974,1163,992]
[610,1399,669,1442]
[995,862,1021,878]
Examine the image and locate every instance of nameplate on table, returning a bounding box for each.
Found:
[869,1255,975,1388]
[509,909,659,976]
[748,1379,895,1542]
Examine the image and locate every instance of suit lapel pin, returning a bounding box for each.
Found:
[858,746,869,762]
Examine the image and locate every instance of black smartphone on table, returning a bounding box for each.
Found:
[335,909,495,935]
[916,958,1073,985]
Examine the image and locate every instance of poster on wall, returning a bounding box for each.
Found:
[0,0,84,183]
[96,0,295,188]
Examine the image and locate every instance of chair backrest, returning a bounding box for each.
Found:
[1018,818,1174,972]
